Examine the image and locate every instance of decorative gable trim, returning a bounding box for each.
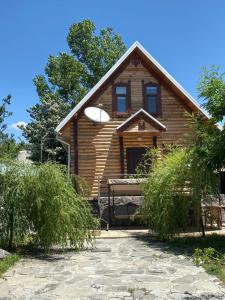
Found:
[56,41,212,133]
[116,109,166,133]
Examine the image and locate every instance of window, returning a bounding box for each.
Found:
[143,82,160,116]
[116,86,127,113]
[113,82,130,115]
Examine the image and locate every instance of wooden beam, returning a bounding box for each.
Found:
[74,119,78,175]
[153,136,157,148]
[119,136,125,174]
[108,183,111,227]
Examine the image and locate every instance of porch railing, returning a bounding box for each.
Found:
[97,173,147,200]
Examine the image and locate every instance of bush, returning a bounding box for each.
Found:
[193,247,225,282]
[71,175,91,197]
[0,254,20,277]
[141,148,194,238]
[0,161,98,250]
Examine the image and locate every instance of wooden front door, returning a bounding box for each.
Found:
[126,147,147,174]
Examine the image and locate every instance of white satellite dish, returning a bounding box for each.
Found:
[84,107,110,123]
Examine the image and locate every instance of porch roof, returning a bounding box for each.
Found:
[116,109,166,134]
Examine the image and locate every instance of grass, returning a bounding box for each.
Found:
[203,261,225,283]
[167,233,225,283]
[0,254,20,278]
[168,233,225,253]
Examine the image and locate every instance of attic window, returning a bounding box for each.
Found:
[113,82,131,115]
[143,81,161,116]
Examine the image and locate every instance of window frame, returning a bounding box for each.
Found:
[112,81,131,116]
[142,81,161,117]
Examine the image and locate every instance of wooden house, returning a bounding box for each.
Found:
[56,41,211,225]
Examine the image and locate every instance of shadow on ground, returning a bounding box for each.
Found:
[135,232,225,257]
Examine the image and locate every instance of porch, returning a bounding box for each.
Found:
[95,173,225,230]
[95,110,165,226]
[97,174,146,228]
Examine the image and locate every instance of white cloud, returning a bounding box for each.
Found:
[11,121,27,130]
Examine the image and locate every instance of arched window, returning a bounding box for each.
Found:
[142,81,161,116]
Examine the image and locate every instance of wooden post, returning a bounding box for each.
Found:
[74,119,78,175]
[108,183,111,227]
[153,136,157,148]
[119,136,125,175]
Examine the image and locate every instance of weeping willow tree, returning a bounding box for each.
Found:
[141,147,218,238]
[0,161,98,250]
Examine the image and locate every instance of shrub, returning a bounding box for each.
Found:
[71,175,91,197]
[0,161,98,250]
[0,254,20,277]
[141,148,194,238]
[193,247,225,282]
[141,145,218,238]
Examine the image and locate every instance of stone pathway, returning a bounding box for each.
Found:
[1,237,225,299]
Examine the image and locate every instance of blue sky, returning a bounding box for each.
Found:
[1,0,225,140]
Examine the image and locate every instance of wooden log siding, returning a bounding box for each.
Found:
[60,59,193,197]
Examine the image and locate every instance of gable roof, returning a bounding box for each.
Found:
[56,41,211,133]
[116,109,166,133]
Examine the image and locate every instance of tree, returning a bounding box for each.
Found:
[0,95,21,159]
[196,66,225,170]
[22,19,126,163]
[0,95,12,140]
[0,161,98,250]
[199,66,225,124]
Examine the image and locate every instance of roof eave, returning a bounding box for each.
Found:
[116,108,167,133]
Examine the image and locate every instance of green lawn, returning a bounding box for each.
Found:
[0,254,20,278]
[167,233,225,283]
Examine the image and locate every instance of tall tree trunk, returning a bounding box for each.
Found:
[200,189,206,238]
[200,213,206,238]
[8,203,14,250]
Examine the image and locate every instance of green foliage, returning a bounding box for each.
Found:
[187,113,225,173]
[71,175,91,197]
[141,148,193,237]
[141,66,225,238]
[135,148,158,176]
[0,137,22,160]
[0,95,22,160]
[167,234,225,283]
[67,20,126,88]
[193,247,225,281]
[22,19,126,163]
[195,66,225,170]
[0,161,98,250]
[168,234,225,254]
[0,254,20,278]
[199,66,225,123]
[141,146,218,237]
[0,95,12,137]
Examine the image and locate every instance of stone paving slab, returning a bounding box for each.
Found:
[0,238,225,299]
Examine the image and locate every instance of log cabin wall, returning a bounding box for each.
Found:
[61,59,193,197]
